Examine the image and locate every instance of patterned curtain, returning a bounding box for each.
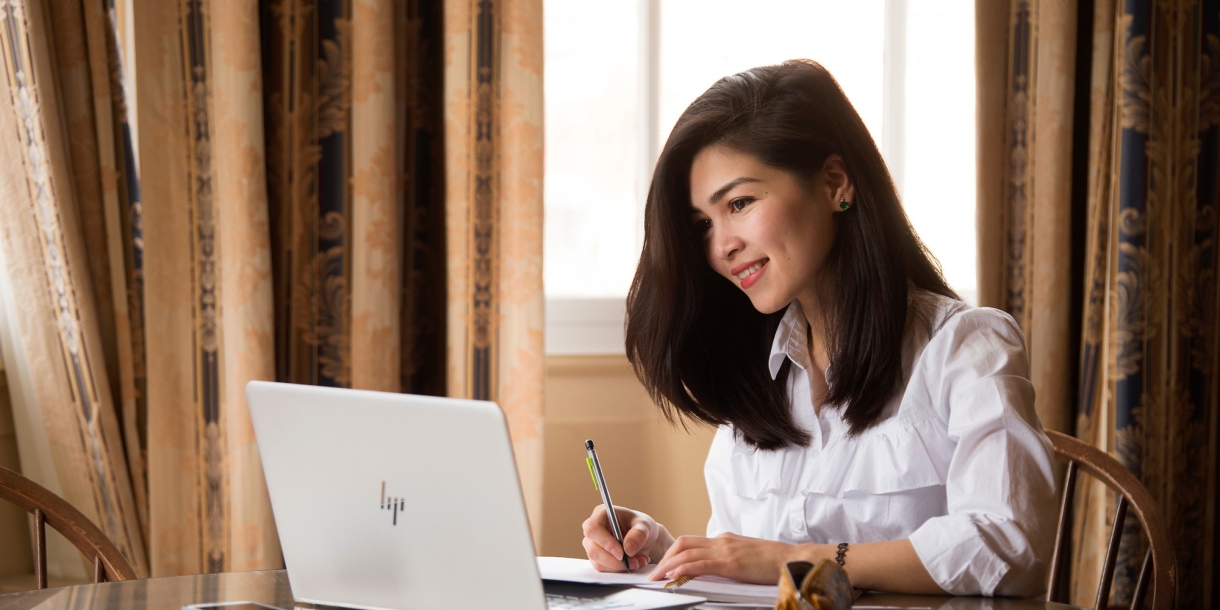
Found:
[0,0,148,579]
[443,0,545,539]
[978,0,1220,607]
[132,0,283,575]
[976,0,1078,438]
[261,0,544,534]
[0,0,543,578]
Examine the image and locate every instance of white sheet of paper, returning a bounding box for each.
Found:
[535,556,656,585]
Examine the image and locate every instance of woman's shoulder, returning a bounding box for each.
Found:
[911,290,1023,344]
[909,289,1030,380]
[901,292,1034,435]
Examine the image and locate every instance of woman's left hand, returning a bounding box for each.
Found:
[646,532,801,585]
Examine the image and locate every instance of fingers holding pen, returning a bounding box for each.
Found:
[583,535,633,571]
[582,537,649,572]
[580,507,639,568]
[582,506,625,555]
[582,442,670,572]
[582,505,651,571]
[621,521,652,558]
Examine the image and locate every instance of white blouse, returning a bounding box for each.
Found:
[703,293,1058,597]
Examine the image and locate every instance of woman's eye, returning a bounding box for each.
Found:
[694,218,712,234]
[729,197,752,211]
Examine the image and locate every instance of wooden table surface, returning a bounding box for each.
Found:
[0,569,1087,610]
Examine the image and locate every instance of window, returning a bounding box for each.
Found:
[544,0,976,354]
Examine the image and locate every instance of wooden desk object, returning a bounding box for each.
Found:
[0,570,1088,610]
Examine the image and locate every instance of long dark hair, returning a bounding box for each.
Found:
[625,59,958,449]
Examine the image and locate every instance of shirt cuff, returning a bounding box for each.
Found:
[909,515,1011,596]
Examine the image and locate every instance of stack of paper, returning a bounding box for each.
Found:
[640,575,778,605]
[536,557,779,605]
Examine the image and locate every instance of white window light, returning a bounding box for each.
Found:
[544,0,976,355]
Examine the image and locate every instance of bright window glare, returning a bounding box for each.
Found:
[905,0,976,302]
[657,1,884,151]
[543,1,977,305]
[544,1,642,298]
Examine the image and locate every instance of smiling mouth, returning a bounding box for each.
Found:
[734,259,768,289]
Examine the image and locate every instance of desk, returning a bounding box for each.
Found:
[0,570,1086,610]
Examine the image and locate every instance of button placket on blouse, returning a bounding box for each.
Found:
[773,303,852,545]
[782,333,820,544]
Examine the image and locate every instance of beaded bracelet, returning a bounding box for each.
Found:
[835,542,849,566]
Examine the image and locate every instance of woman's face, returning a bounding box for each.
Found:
[689,145,852,315]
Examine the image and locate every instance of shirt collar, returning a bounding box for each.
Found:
[768,302,808,379]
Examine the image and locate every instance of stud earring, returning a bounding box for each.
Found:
[839,197,851,210]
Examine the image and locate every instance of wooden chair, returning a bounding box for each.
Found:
[1044,430,1176,610]
[0,465,137,588]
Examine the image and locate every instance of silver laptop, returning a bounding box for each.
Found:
[247,381,703,610]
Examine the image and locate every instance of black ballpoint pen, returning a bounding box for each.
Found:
[584,439,632,571]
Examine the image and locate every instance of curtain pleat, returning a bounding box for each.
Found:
[56,0,151,550]
[135,0,279,575]
[263,0,356,390]
[101,0,151,552]
[398,0,448,397]
[979,0,1220,605]
[45,0,151,547]
[350,0,401,392]
[0,0,148,578]
[444,0,545,543]
[497,0,545,543]
[1072,1,1122,601]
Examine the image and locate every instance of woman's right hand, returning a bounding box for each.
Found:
[581,505,674,572]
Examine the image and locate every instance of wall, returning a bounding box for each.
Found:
[541,354,716,558]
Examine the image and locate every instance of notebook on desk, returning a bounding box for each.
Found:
[247,381,704,610]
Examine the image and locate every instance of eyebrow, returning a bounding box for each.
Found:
[707,177,760,206]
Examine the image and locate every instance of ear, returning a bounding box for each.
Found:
[820,155,855,210]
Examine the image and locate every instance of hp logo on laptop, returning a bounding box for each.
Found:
[380,481,405,525]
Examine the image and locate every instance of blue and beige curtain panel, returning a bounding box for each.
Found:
[0,0,543,578]
[979,0,1220,607]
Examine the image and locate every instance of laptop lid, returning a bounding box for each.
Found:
[247,381,545,610]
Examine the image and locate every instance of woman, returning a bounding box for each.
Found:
[580,60,1057,597]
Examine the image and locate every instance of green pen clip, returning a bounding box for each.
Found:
[586,457,599,491]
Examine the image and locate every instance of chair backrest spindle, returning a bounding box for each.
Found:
[1095,494,1128,609]
[33,507,47,589]
[1048,459,1079,602]
[1130,548,1152,610]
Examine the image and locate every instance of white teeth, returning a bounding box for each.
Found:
[736,262,764,280]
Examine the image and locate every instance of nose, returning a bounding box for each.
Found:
[709,224,744,262]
